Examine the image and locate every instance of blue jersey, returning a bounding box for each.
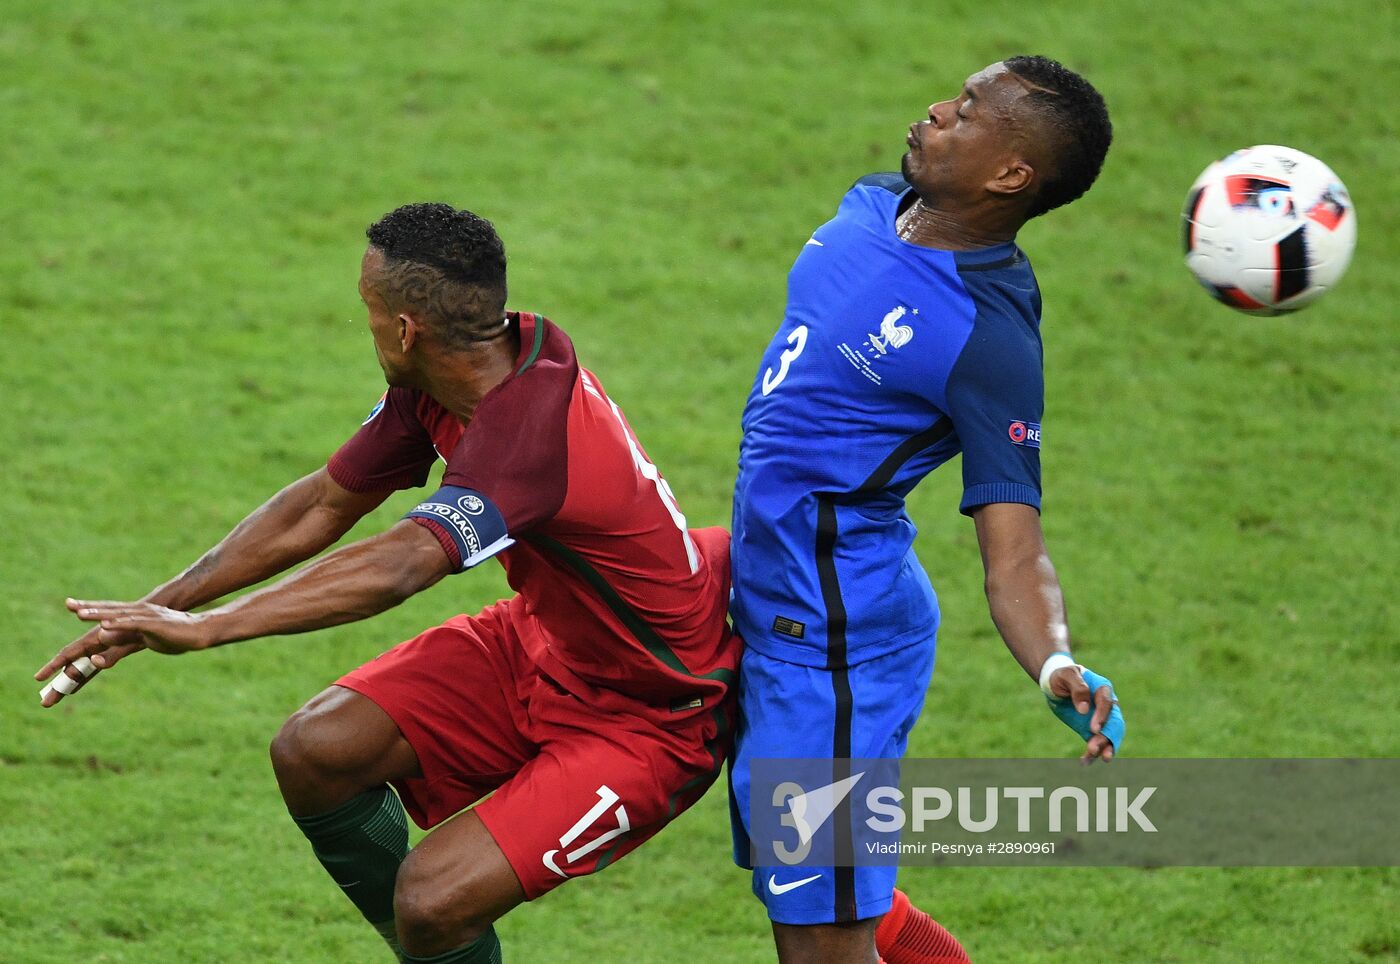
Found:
[731,173,1045,668]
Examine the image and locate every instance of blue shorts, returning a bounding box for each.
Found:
[728,639,936,925]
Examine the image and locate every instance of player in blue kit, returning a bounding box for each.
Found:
[729,57,1124,963]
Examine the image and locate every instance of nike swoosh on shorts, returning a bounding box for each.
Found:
[767,872,822,895]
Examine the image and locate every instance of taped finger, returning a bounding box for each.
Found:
[41,676,78,699]
[39,660,97,701]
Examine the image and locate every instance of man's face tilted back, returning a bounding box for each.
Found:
[901,61,1044,213]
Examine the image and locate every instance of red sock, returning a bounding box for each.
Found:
[874,889,970,963]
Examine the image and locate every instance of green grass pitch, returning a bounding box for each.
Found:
[2,0,1397,960]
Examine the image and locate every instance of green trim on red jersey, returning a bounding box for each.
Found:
[665,703,731,818]
[514,313,546,376]
[522,532,735,687]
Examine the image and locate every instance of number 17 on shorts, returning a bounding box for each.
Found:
[542,785,631,879]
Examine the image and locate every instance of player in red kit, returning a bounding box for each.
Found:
[36,203,740,963]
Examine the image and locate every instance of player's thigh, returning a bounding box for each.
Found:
[335,608,539,828]
[772,919,880,964]
[474,700,726,901]
[394,808,526,936]
[730,642,935,925]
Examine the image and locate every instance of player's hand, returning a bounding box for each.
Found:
[35,622,148,708]
[1046,665,1123,763]
[65,598,217,656]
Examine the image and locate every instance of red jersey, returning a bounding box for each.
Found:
[328,312,738,706]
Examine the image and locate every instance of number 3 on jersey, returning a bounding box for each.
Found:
[761,325,808,396]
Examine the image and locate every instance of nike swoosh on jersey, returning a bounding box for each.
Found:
[805,238,824,246]
[767,872,823,895]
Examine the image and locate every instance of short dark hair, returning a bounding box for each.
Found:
[1004,55,1112,218]
[365,203,508,347]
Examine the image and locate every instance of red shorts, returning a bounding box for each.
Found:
[336,598,733,900]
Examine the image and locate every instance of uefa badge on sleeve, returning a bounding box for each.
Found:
[1007,420,1040,449]
[361,392,388,425]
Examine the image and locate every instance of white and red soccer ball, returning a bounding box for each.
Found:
[1182,145,1356,315]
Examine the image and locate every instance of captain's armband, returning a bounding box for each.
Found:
[405,486,513,572]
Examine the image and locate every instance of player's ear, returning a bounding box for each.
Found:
[398,313,419,352]
[987,159,1035,198]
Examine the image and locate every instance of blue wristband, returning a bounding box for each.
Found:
[1046,667,1125,752]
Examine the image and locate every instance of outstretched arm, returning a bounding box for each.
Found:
[971,501,1117,761]
[36,468,391,703]
[141,467,394,612]
[67,518,451,653]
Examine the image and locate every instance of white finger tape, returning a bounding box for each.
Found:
[53,672,82,695]
[40,661,96,700]
[1038,652,1081,697]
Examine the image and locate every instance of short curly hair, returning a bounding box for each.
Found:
[365,203,508,347]
[1004,55,1113,218]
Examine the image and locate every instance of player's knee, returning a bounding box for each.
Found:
[269,700,364,791]
[393,856,494,950]
[272,687,418,816]
[270,709,322,783]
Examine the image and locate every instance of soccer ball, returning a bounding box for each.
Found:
[1181,145,1356,316]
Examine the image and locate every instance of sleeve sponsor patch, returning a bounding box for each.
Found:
[1007,420,1041,449]
[405,485,513,572]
